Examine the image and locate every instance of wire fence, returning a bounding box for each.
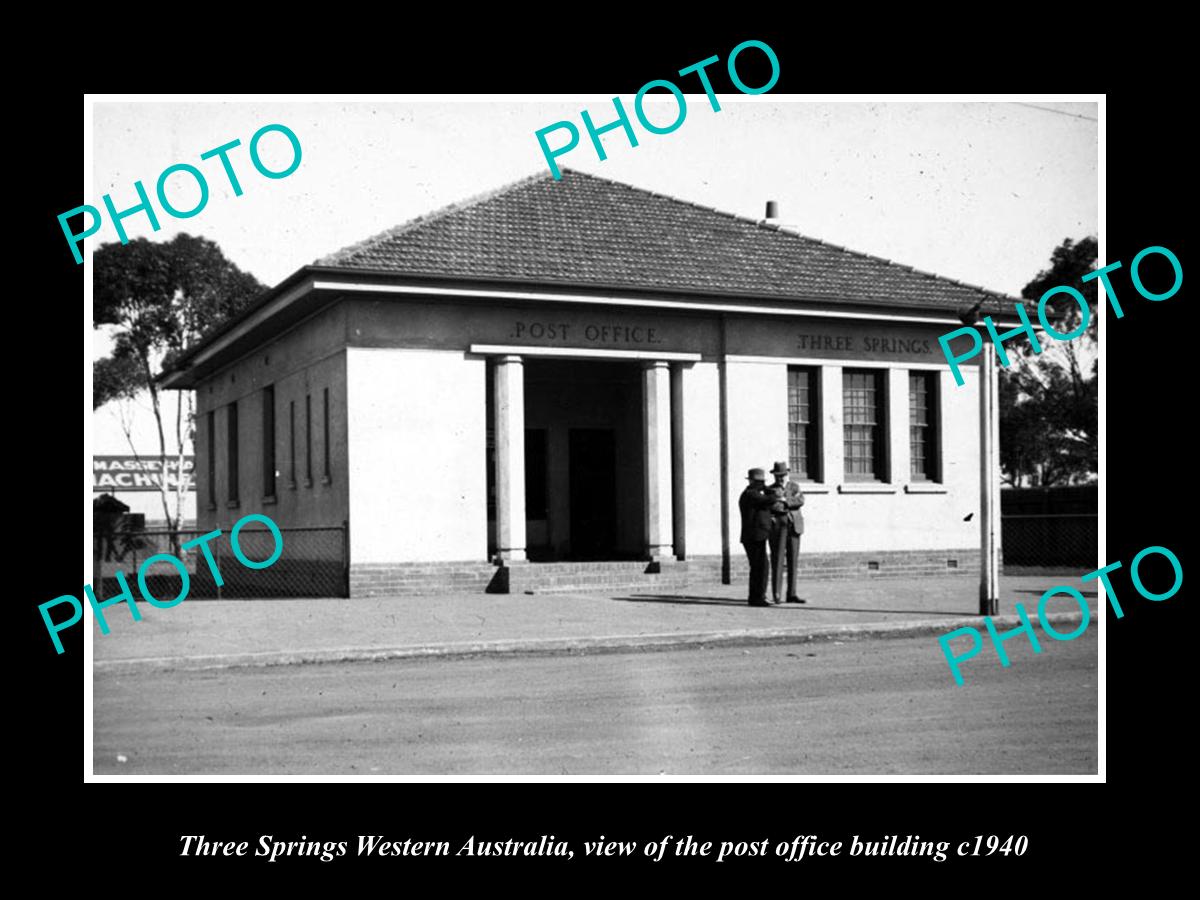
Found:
[93,525,348,599]
[1001,513,1098,573]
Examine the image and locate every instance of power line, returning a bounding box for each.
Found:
[1012,102,1098,122]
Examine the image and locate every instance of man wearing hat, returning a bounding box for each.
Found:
[767,461,806,604]
[738,468,777,606]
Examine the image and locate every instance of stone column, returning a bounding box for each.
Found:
[643,360,674,563]
[493,355,526,563]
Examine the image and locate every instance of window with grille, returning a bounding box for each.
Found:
[909,371,940,481]
[843,369,887,481]
[787,366,820,480]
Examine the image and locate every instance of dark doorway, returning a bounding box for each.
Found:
[568,428,617,559]
[518,359,646,561]
[525,428,548,520]
[524,428,552,561]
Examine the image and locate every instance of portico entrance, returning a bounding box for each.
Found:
[487,359,642,561]
[482,349,689,566]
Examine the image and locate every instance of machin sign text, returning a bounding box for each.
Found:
[93,456,196,492]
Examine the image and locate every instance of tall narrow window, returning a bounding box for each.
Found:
[227,401,239,504]
[305,392,313,486]
[787,366,820,480]
[909,371,940,481]
[843,369,887,481]
[262,385,276,497]
[288,400,296,488]
[206,410,216,508]
[322,387,331,482]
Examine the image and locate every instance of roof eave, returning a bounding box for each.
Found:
[159,268,1022,390]
[303,266,1020,317]
[158,266,323,389]
[158,265,323,381]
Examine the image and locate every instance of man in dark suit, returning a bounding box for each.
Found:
[766,461,806,604]
[738,467,775,607]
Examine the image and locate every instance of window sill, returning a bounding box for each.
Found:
[304,479,313,489]
[263,494,278,505]
[287,481,297,491]
[206,503,217,512]
[226,500,241,509]
[320,476,332,486]
[795,482,831,494]
[904,482,947,494]
[838,483,898,494]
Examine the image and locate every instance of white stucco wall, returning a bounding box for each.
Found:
[679,361,722,556]
[346,348,488,563]
[725,360,791,531]
[342,345,981,565]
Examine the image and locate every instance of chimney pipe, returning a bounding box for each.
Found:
[765,200,779,220]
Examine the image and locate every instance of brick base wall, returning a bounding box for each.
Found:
[348,549,977,597]
[721,548,979,581]
[350,562,502,597]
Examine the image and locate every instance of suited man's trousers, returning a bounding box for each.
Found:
[742,540,769,603]
[769,518,801,602]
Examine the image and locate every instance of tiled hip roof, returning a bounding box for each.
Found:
[317,168,1014,312]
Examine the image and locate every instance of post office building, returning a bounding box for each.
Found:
[160,170,1010,596]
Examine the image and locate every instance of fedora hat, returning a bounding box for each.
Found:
[746,467,766,481]
[771,461,790,475]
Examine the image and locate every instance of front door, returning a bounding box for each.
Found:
[568,428,617,559]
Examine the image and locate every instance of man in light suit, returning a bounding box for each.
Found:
[738,467,776,607]
[766,461,806,604]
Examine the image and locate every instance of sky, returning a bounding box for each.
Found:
[90,96,1099,454]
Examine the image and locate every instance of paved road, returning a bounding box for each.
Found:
[94,630,1097,775]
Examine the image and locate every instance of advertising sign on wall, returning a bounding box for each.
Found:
[92,456,196,492]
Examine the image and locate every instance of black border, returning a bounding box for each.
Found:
[23,24,1188,884]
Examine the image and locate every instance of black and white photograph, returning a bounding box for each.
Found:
[83,94,1103,777]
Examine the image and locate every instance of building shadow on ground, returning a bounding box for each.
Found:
[1013,589,1098,598]
[614,595,980,616]
[614,595,748,607]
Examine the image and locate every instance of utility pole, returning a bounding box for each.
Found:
[979,348,1000,615]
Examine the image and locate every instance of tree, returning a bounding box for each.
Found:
[999,237,1099,486]
[93,234,265,539]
